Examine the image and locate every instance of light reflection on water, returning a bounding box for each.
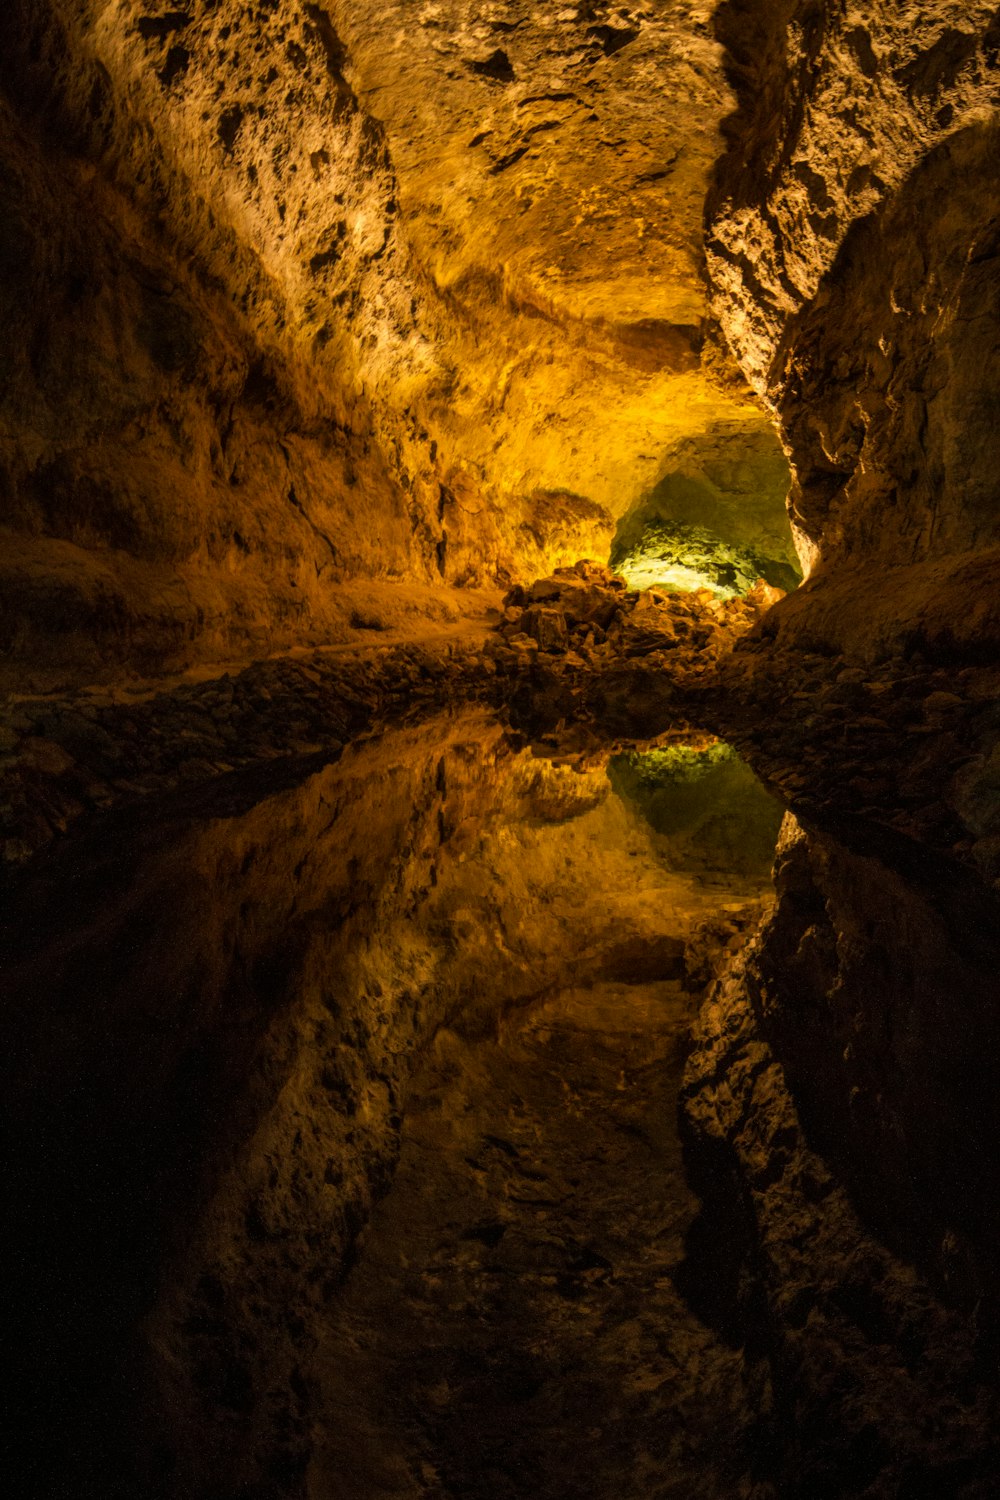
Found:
[2,708,787,1496]
[607,739,785,881]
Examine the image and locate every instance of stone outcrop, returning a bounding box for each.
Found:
[492,559,785,747]
[0,0,786,687]
[708,0,1000,647]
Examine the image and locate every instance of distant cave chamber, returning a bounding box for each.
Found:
[610,428,801,597]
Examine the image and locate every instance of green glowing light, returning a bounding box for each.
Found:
[616,558,735,597]
[611,520,800,599]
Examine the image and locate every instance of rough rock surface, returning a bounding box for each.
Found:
[708,1,1000,643]
[5,3,1000,1498]
[674,24,1000,1481]
[1,627,501,865]
[496,558,782,663]
[712,636,1000,884]
[493,559,786,748]
[708,0,1000,399]
[681,822,1000,1497]
[0,0,783,685]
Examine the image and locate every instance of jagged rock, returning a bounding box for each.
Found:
[607,592,683,654]
[521,605,570,652]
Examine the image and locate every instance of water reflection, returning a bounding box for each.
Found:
[608,741,785,881]
[2,708,783,1498]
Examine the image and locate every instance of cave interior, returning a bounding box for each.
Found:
[4,3,1000,1497]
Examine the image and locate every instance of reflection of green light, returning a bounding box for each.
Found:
[622,742,733,786]
[607,741,785,879]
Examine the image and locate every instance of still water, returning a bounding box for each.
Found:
[3,709,783,1498]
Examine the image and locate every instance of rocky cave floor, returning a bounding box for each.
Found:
[5,567,1000,1499]
[4,562,999,882]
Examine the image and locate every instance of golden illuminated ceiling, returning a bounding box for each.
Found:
[339,1,727,328]
[0,0,792,684]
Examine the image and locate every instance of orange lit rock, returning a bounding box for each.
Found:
[708,2,1000,654]
[0,0,783,685]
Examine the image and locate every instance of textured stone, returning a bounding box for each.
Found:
[5,6,1000,1498]
[0,0,787,687]
[708,2,1000,655]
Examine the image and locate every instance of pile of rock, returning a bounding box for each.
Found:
[494,559,784,666]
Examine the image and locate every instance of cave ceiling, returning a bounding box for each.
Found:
[329,0,782,541]
[341,0,722,329]
[5,0,999,685]
[41,0,772,518]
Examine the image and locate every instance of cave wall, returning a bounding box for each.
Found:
[708,0,1000,398]
[708,0,1000,655]
[680,9,1000,1464]
[748,816,1000,1274]
[1,0,794,688]
[621,421,794,559]
[698,0,1000,1163]
[0,0,445,683]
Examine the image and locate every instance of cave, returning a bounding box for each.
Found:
[3,4,1000,1498]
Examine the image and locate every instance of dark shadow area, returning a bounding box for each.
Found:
[1,709,775,1498]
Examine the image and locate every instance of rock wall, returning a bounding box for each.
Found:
[744,816,1000,1271]
[675,16,1000,1489]
[0,0,440,683]
[708,0,1000,649]
[1,0,789,687]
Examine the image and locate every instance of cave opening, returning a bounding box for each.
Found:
[608,421,802,599]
